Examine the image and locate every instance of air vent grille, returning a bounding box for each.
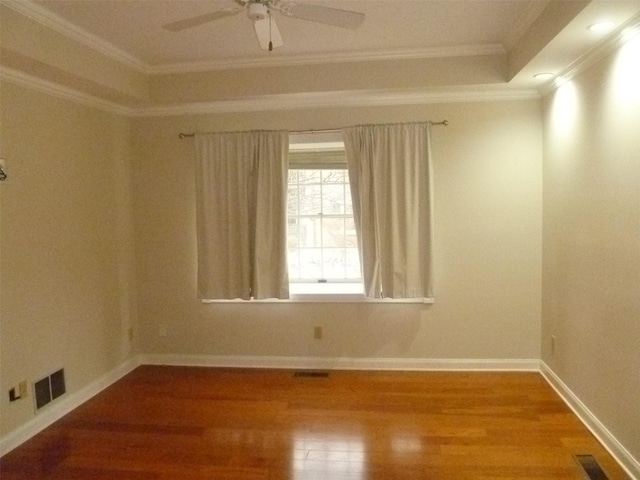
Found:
[293,370,329,378]
[34,368,66,410]
[575,454,609,480]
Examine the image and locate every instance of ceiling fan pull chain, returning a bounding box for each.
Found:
[268,10,273,51]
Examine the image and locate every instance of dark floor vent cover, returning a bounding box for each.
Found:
[34,368,66,410]
[50,368,66,400]
[34,377,52,410]
[293,370,329,378]
[575,454,608,480]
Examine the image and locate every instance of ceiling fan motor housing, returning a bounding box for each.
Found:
[247,2,269,21]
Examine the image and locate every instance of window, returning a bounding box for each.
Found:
[287,136,363,295]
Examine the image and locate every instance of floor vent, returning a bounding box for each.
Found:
[575,454,609,480]
[293,370,329,378]
[34,368,66,410]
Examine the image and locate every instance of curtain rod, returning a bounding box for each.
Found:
[178,120,448,139]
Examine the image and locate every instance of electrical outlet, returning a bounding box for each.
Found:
[313,326,323,340]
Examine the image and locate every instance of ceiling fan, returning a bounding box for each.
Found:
[162,0,365,51]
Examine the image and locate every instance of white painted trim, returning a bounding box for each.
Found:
[1,68,539,116]
[1,0,149,74]
[151,44,506,74]
[141,354,540,372]
[133,86,540,117]
[540,362,640,480]
[0,67,134,116]
[203,295,435,304]
[0,356,142,457]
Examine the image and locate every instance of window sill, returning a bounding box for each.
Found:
[202,295,434,304]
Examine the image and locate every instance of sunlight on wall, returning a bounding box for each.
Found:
[547,80,581,172]
[600,26,640,149]
[608,28,640,107]
[550,80,579,137]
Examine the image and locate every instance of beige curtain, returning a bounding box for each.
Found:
[342,123,434,299]
[195,130,289,300]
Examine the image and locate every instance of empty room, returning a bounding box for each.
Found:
[0,0,639,478]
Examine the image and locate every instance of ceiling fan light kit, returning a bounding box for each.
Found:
[162,0,365,51]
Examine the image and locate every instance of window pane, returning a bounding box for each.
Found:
[287,166,362,289]
[322,184,345,214]
[298,170,320,184]
[287,249,300,279]
[344,188,353,215]
[345,217,358,247]
[299,248,322,279]
[322,217,345,247]
[323,248,346,278]
[299,185,321,215]
[322,169,345,183]
[299,217,322,248]
[287,218,299,248]
[345,249,361,279]
[287,185,298,215]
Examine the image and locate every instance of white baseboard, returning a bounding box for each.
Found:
[540,362,640,480]
[141,354,540,372]
[0,355,142,457]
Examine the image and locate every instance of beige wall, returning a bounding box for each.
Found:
[0,83,138,436]
[131,99,542,361]
[541,35,640,462]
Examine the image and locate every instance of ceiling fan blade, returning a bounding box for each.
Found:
[280,3,364,29]
[253,17,283,50]
[162,8,241,32]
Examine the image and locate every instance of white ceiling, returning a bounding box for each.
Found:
[32,0,544,68]
[4,0,640,111]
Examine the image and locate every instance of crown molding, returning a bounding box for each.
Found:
[2,0,150,74]
[539,13,640,96]
[0,67,134,116]
[2,67,538,117]
[133,85,539,117]
[149,44,506,74]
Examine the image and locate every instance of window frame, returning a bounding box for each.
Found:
[287,140,364,296]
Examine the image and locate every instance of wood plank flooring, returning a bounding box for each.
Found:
[0,366,630,479]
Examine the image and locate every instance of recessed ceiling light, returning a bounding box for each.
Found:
[534,73,554,80]
[588,21,616,33]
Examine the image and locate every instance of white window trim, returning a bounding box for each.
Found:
[201,296,434,304]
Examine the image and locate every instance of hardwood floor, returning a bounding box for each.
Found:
[0,366,629,479]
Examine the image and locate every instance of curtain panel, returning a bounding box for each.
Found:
[194,130,289,300]
[342,123,434,299]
